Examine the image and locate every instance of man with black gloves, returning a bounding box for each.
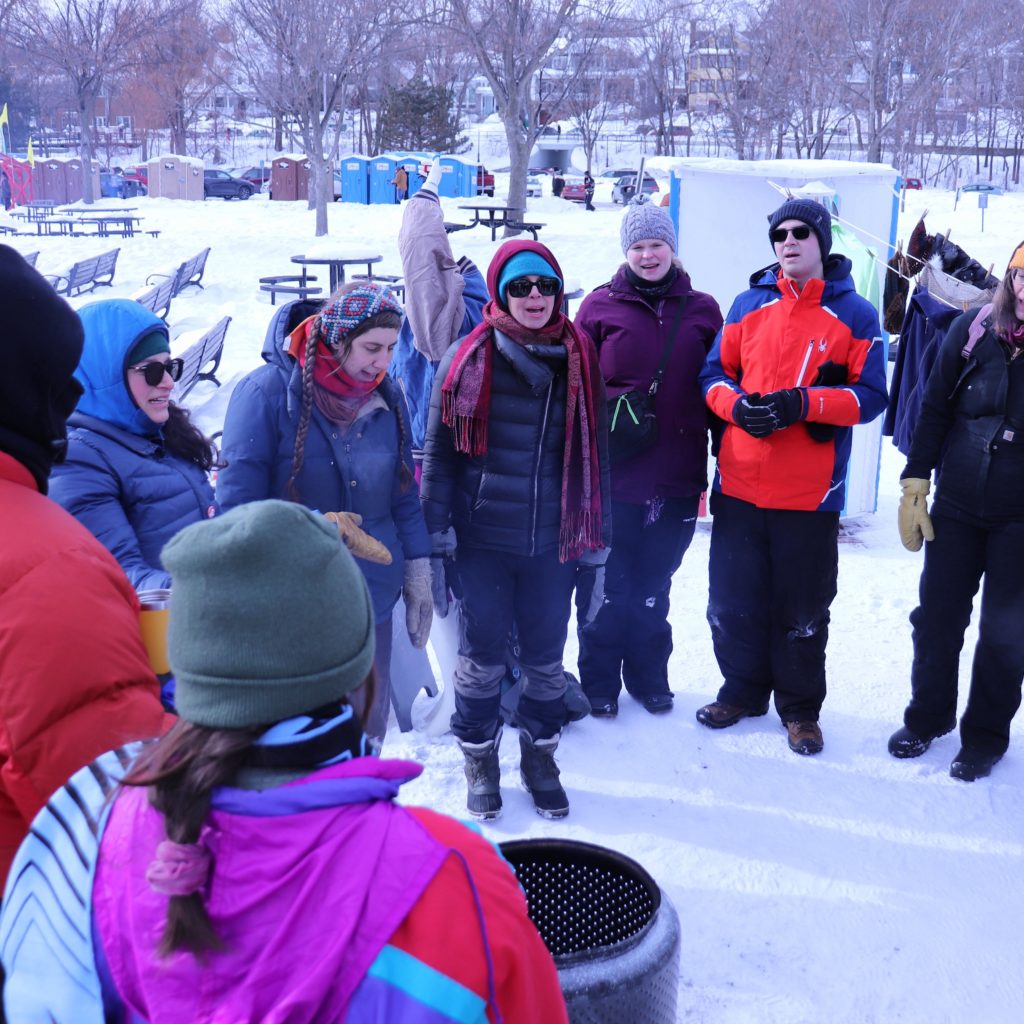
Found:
[695,198,888,756]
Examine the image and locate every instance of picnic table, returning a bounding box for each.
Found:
[76,213,144,238]
[290,251,382,293]
[456,203,544,242]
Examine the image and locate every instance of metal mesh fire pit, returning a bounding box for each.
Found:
[500,838,680,1023]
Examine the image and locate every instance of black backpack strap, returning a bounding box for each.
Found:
[647,292,691,396]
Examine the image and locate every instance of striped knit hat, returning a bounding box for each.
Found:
[316,284,403,351]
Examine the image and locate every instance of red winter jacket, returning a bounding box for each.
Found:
[0,452,168,886]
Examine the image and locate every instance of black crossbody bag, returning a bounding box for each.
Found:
[606,293,690,464]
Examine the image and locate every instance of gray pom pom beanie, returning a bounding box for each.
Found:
[163,500,376,728]
[767,198,833,257]
[620,202,677,254]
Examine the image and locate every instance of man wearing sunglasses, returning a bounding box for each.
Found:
[696,197,888,757]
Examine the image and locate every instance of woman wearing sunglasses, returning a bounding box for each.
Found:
[420,240,610,819]
[50,299,218,593]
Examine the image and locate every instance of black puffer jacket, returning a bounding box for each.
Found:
[421,330,611,555]
[905,308,1024,522]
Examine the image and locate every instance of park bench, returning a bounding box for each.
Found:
[259,274,322,305]
[132,275,177,321]
[172,316,232,401]
[350,272,406,302]
[44,248,120,297]
[506,220,546,241]
[147,247,211,297]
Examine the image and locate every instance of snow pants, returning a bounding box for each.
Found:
[451,545,576,743]
[707,492,838,723]
[578,496,699,702]
[905,510,1024,755]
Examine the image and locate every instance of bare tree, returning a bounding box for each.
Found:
[229,0,390,236]
[442,0,582,221]
[633,2,692,157]
[9,0,165,202]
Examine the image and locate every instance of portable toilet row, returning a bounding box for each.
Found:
[338,153,479,204]
[147,155,203,200]
[32,156,100,204]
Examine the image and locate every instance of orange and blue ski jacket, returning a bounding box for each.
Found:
[700,255,888,512]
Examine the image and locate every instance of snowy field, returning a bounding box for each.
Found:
[3,177,1023,1023]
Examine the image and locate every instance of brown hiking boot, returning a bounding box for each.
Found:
[786,720,824,756]
[695,700,769,730]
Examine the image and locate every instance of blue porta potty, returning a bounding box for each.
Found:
[339,155,371,204]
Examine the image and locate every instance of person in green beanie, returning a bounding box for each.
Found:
[49,298,219,592]
[0,499,569,1024]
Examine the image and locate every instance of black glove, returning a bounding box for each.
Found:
[761,388,807,429]
[733,393,777,438]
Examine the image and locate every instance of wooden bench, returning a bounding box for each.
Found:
[259,274,322,305]
[506,220,545,240]
[146,247,211,298]
[443,221,474,234]
[172,316,232,401]
[44,248,120,297]
[132,275,177,321]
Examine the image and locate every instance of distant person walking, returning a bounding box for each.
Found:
[583,171,595,211]
[392,165,409,202]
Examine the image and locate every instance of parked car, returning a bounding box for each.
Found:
[960,182,1003,195]
[525,173,544,198]
[121,164,148,188]
[561,177,586,202]
[476,165,495,197]
[233,165,272,191]
[99,170,146,199]
[903,177,923,190]
[203,169,254,200]
[600,166,637,179]
[611,174,660,204]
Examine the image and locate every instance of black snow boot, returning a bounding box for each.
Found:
[519,731,569,819]
[457,728,503,820]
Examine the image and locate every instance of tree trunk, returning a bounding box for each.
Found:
[79,93,95,204]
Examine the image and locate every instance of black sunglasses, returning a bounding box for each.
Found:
[130,358,185,386]
[770,225,812,244]
[506,277,560,298]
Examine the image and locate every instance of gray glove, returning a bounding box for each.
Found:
[403,558,433,648]
[429,528,457,618]
[579,546,610,566]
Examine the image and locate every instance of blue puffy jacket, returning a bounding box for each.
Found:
[217,301,430,620]
[49,301,217,591]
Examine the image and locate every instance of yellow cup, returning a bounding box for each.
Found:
[137,588,171,676]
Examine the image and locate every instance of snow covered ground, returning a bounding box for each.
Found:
[4,178,1023,1023]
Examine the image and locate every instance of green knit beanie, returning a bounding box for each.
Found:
[126,329,170,367]
[162,500,376,728]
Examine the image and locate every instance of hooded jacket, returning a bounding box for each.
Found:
[216,300,430,620]
[700,255,888,512]
[49,300,217,591]
[420,240,611,555]
[0,747,568,1024]
[576,263,723,502]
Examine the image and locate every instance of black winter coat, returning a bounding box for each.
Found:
[421,330,612,556]
[905,309,1024,522]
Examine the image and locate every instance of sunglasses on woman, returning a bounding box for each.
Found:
[770,225,812,244]
[130,358,185,386]
[506,277,560,298]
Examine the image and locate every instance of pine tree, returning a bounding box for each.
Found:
[377,79,467,153]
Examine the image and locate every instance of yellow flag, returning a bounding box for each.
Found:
[0,103,8,155]
[26,136,35,167]
[0,103,8,130]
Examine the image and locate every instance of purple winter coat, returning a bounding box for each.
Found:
[576,264,723,503]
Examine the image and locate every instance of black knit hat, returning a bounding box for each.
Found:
[767,198,833,258]
[0,246,84,492]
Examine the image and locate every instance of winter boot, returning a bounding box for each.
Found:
[457,728,503,820]
[519,731,569,819]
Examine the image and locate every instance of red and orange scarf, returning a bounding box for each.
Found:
[441,300,603,562]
